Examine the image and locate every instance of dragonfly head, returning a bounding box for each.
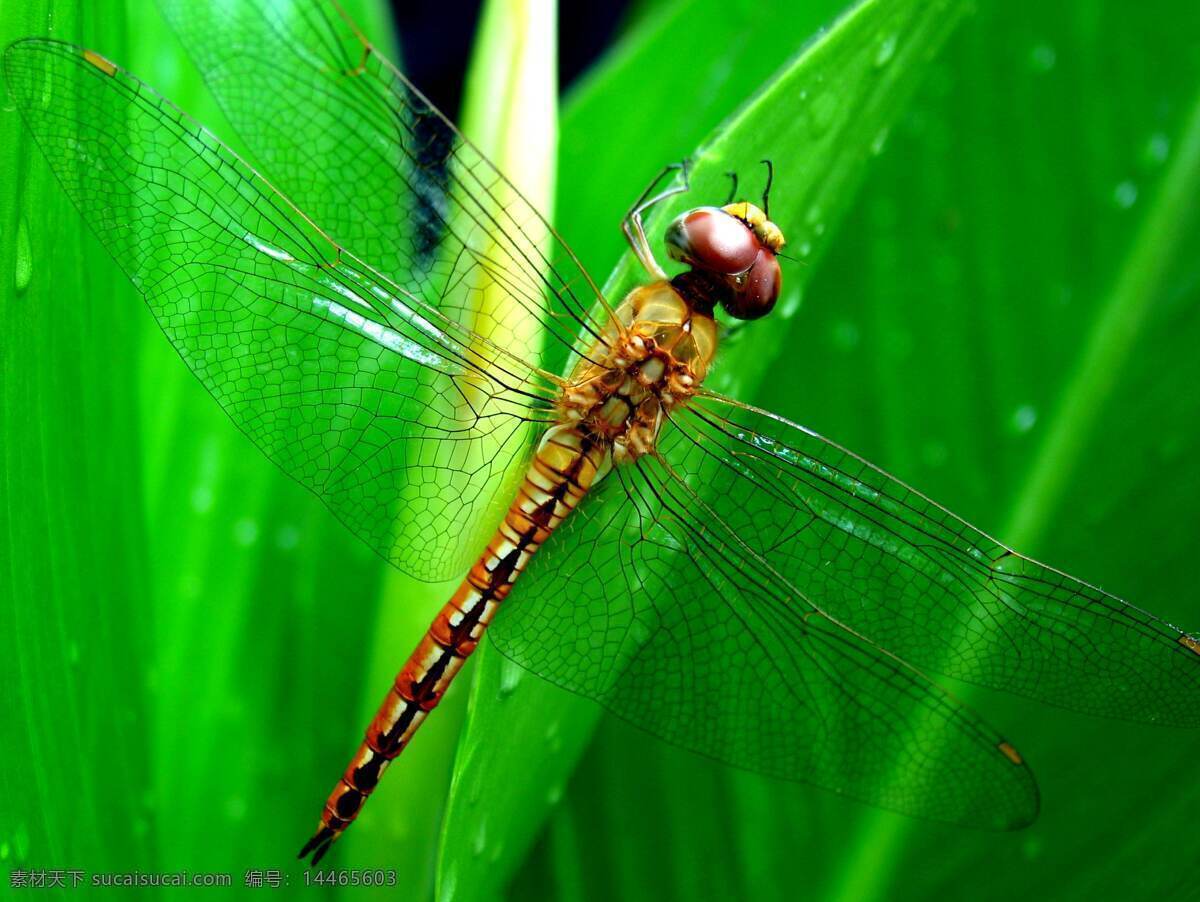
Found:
[665,203,786,321]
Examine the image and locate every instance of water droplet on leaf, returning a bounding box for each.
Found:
[870,127,890,156]
[1011,404,1037,433]
[1142,132,1170,167]
[497,659,522,697]
[1113,180,1138,209]
[1029,43,1056,72]
[808,91,837,135]
[14,217,33,292]
[275,525,300,550]
[830,319,860,352]
[190,485,213,513]
[873,33,898,67]
[233,518,259,546]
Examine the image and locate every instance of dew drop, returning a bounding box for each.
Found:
[1113,180,1138,209]
[1142,132,1170,167]
[0,841,9,860]
[275,524,300,550]
[870,127,891,156]
[546,784,563,805]
[190,485,213,513]
[1011,404,1037,433]
[14,216,33,292]
[472,821,487,857]
[497,659,522,698]
[778,288,803,319]
[440,866,458,900]
[808,91,837,135]
[467,778,483,807]
[798,241,813,257]
[873,33,897,68]
[829,319,860,352]
[544,721,562,753]
[67,640,80,666]
[233,517,259,546]
[1029,43,1056,72]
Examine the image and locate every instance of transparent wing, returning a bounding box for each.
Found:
[659,393,1200,724]
[155,0,611,372]
[4,38,563,580]
[492,449,1039,828]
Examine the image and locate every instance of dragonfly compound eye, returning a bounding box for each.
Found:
[721,248,781,321]
[665,207,760,275]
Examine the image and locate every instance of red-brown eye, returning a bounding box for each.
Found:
[721,249,781,321]
[665,207,759,275]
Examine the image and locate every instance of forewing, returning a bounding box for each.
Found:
[492,454,1039,828]
[665,393,1200,724]
[155,0,610,371]
[4,38,558,580]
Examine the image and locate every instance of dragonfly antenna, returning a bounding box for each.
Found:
[760,159,775,218]
[724,171,739,205]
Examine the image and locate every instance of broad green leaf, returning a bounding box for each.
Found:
[1,0,151,876]
[7,1,1198,898]
[442,1,970,898]
[2,0,395,888]
[811,4,1200,898]
[519,2,1200,900]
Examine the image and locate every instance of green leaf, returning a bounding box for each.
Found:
[1,0,151,874]
[2,0,397,885]
[8,0,1199,897]
[441,1,971,898]
[815,5,1200,899]
[523,2,1200,900]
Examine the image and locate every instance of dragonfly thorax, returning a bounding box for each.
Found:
[561,281,717,463]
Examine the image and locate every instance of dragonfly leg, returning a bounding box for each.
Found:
[622,160,692,280]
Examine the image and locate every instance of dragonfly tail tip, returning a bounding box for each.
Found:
[298,825,337,866]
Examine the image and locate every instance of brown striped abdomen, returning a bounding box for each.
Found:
[298,424,610,865]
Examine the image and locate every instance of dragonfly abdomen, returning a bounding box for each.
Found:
[299,424,610,865]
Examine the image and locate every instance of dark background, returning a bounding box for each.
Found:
[392,0,630,113]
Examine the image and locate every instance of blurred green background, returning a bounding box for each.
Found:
[3,0,1199,899]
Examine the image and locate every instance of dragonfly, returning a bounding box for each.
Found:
[7,1,1200,868]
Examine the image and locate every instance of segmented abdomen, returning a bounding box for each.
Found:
[299,424,610,864]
